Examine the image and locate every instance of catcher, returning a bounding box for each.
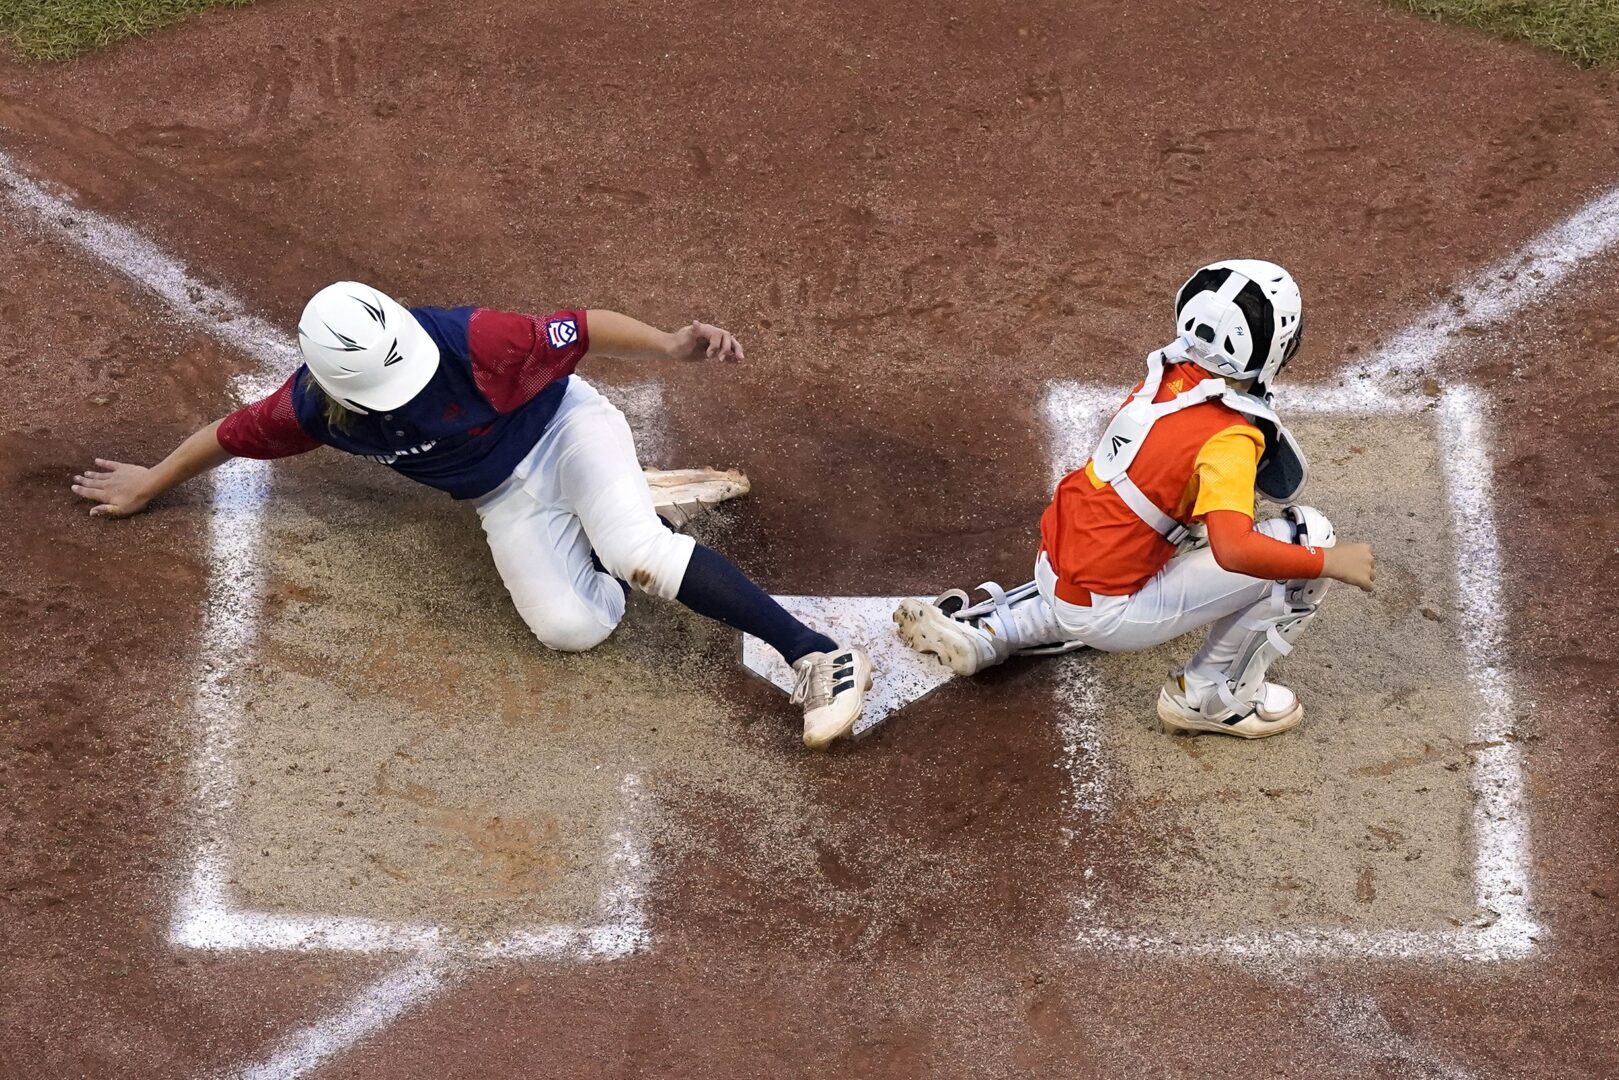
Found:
[894,260,1375,738]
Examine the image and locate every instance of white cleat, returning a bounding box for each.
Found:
[793,647,874,750]
[645,467,750,529]
[1156,676,1304,739]
[891,598,1008,676]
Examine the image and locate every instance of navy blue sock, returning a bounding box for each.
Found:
[675,543,837,664]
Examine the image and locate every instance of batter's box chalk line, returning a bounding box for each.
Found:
[170,412,658,965]
[4,143,1609,1075]
[1043,383,1539,962]
[0,150,674,1076]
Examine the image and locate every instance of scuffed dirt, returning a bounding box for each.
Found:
[4,0,1619,1077]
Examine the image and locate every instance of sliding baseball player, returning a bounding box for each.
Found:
[73,283,872,749]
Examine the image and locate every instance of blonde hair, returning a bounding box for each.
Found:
[301,372,356,432]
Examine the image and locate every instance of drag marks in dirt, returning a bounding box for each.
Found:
[0,149,293,397]
[7,132,1618,1074]
[1306,983,1482,1080]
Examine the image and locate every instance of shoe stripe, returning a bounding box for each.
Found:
[832,679,855,696]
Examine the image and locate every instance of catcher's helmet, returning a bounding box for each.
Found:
[1173,260,1304,392]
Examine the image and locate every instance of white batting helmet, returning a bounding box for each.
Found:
[1173,260,1304,391]
[297,282,440,413]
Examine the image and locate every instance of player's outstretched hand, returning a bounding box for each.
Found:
[670,320,744,363]
[71,459,155,519]
[1322,541,1376,592]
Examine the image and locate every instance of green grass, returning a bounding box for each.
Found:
[0,0,252,60]
[1396,0,1619,67]
[1,0,1613,68]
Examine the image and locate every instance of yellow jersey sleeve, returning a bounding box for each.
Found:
[1187,423,1265,520]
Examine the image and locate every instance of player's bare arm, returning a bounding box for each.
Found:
[585,310,743,363]
[71,418,233,519]
[1204,508,1377,593]
[70,311,744,520]
[1319,541,1376,592]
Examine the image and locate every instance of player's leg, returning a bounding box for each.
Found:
[1154,509,1334,737]
[475,473,628,653]
[893,509,1334,737]
[893,579,1076,676]
[1059,507,1332,737]
[548,379,872,748]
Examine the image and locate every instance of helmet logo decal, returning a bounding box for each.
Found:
[356,294,387,327]
[382,338,404,367]
[323,322,365,352]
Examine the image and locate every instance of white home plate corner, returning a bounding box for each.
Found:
[741,597,956,735]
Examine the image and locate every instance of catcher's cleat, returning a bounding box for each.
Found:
[892,598,1007,676]
[895,581,1086,674]
[1156,675,1303,739]
[793,647,874,750]
[645,467,750,530]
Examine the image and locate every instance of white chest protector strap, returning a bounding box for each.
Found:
[1089,345,1310,544]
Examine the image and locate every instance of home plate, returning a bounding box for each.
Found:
[741,596,957,735]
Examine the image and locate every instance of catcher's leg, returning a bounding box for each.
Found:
[1159,507,1336,738]
[894,578,1080,676]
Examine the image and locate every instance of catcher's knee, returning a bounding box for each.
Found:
[1260,505,1336,602]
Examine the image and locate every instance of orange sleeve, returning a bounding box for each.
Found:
[1205,510,1326,581]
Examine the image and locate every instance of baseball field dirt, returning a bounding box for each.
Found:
[3,0,1619,1077]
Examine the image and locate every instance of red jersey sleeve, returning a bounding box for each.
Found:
[466,308,589,413]
[1204,509,1326,581]
[216,373,322,459]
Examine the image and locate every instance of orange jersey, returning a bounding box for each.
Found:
[1040,362,1264,598]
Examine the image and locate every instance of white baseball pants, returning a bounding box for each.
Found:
[474,378,696,652]
[1034,543,1300,706]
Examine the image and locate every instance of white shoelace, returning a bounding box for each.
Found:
[790,651,853,710]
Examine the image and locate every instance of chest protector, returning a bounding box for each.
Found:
[1090,343,1308,544]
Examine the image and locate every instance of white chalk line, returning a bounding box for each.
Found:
[231,955,459,1080]
[1,145,660,1077]
[7,129,1605,1070]
[1346,180,1619,390]
[0,150,296,397]
[1315,992,1482,1080]
[1437,388,1535,949]
[1043,384,1540,961]
[1277,972,1483,1080]
[1038,176,1619,960]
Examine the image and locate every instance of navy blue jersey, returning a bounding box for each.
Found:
[219,305,589,500]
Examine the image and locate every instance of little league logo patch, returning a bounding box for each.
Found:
[547,317,579,350]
